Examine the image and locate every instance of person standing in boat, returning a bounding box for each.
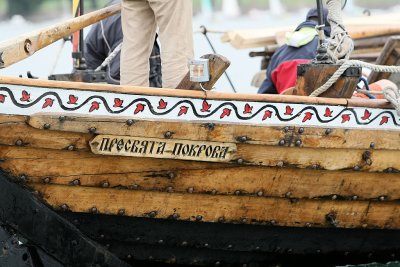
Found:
[85,0,162,87]
[120,0,194,88]
[258,8,331,94]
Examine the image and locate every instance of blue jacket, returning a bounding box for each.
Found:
[258,9,331,94]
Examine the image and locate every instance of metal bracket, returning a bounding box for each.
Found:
[48,69,107,83]
[297,64,361,77]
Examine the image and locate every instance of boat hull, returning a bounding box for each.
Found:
[0,77,399,266]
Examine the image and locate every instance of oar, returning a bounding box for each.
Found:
[0,3,121,69]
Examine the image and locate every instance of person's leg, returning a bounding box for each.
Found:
[121,0,157,86]
[149,0,194,89]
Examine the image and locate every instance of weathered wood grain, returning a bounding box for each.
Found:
[294,127,400,151]
[0,144,398,175]
[0,116,90,151]
[368,36,400,83]
[28,114,289,146]
[31,184,400,229]
[294,64,360,98]
[28,115,400,150]
[0,4,121,68]
[234,145,399,171]
[176,54,230,90]
[27,167,400,201]
[0,145,228,177]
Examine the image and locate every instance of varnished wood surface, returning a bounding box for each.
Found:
[28,115,400,150]
[32,183,400,229]
[0,76,394,109]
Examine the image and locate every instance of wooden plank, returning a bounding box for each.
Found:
[1,75,392,109]
[0,116,90,151]
[294,127,400,151]
[28,115,400,150]
[223,25,400,50]
[353,36,389,50]
[0,115,26,124]
[368,36,400,83]
[0,142,398,174]
[234,145,400,172]
[27,114,290,146]
[176,54,230,90]
[31,184,400,229]
[27,167,400,201]
[221,14,400,50]
[294,64,359,98]
[0,145,228,177]
[89,135,237,163]
[0,4,121,68]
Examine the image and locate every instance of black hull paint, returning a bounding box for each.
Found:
[0,169,399,266]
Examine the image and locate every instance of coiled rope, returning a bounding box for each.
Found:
[326,0,354,62]
[312,1,400,114]
[383,85,400,115]
[310,59,400,115]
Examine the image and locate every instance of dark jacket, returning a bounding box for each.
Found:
[85,0,162,87]
[258,8,331,94]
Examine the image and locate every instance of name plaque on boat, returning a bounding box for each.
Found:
[90,135,237,162]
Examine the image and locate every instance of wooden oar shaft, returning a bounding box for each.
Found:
[0,3,121,69]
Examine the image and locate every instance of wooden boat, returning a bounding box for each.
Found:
[0,4,399,267]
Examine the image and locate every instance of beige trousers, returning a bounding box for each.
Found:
[121,0,194,88]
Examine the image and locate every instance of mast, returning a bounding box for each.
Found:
[72,0,86,70]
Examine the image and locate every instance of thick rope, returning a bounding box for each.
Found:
[326,0,354,62]
[383,86,400,116]
[95,42,122,72]
[310,60,400,114]
[310,60,400,97]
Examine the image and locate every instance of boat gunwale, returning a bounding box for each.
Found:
[0,75,393,109]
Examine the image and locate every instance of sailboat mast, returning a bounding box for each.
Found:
[72,0,85,70]
[316,0,326,44]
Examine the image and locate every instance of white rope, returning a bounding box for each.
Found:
[95,42,122,72]
[383,86,400,116]
[310,60,400,97]
[326,0,354,62]
[48,39,66,75]
[100,21,112,52]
